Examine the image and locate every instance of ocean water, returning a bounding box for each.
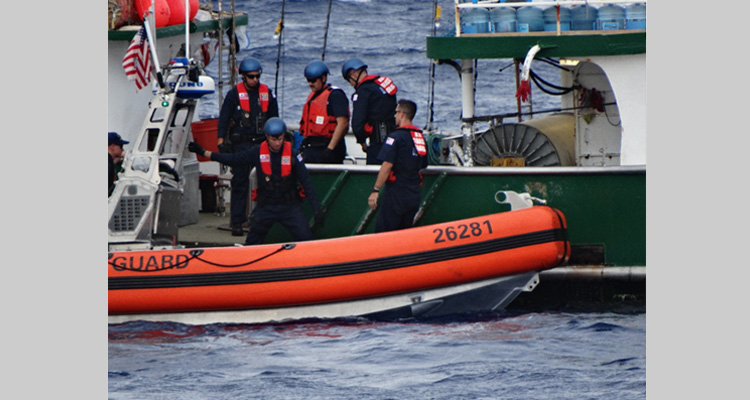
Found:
[109,311,645,399]
[197,0,562,135]
[109,1,644,398]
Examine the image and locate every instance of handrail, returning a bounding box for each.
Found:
[454,0,645,37]
[456,0,646,9]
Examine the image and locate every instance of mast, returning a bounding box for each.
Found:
[460,59,475,166]
[425,0,441,133]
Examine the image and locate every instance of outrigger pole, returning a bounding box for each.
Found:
[274,0,286,98]
[321,0,333,61]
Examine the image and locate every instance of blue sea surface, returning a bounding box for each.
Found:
[109,312,645,399]
[197,0,562,134]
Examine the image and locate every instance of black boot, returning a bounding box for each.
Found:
[231,224,244,236]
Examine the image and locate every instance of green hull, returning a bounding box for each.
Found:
[263,165,645,268]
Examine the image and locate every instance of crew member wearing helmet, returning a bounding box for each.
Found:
[188,118,325,245]
[217,57,280,236]
[341,57,398,165]
[299,61,350,164]
[108,132,129,196]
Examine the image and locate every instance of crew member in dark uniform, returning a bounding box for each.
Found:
[368,100,428,233]
[217,57,280,236]
[341,58,397,165]
[108,132,129,196]
[299,61,350,164]
[189,118,325,245]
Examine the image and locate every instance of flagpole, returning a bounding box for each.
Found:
[185,0,190,60]
[142,13,164,89]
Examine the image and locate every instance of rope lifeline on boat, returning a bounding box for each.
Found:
[109,229,567,290]
[108,244,296,272]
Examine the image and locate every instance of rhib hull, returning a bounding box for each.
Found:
[108,206,569,324]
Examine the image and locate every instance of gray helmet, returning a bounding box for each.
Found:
[341,58,367,79]
[304,61,330,80]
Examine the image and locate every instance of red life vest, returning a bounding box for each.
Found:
[300,85,338,138]
[253,140,303,202]
[403,125,427,156]
[386,126,427,183]
[359,75,397,95]
[259,140,292,177]
[236,82,270,113]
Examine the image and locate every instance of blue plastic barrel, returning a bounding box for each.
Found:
[461,8,491,34]
[491,7,517,33]
[570,5,597,31]
[516,6,544,32]
[625,3,647,30]
[543,6,571,31]
[597,5,625,31]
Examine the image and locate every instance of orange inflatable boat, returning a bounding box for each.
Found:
[108,206,569,324]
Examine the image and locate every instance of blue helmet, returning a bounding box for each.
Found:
[341,58,367,79]
[239,57,262,74]
[304,61,330,80]
[263,117,287,136]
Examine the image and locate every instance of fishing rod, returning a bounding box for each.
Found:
[274,0,286,106]
[321,0,333,61]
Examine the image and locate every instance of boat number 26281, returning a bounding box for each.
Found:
[433,220,493,243]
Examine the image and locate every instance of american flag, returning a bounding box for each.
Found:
[121,22,152,90]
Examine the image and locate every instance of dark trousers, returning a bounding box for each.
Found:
[366,142,383,165]
[300,136,347,164]
[229,142,255,227]
[229,163,251,227]
[245,203,313,245]
[374,186,420,233]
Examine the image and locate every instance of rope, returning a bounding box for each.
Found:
[425,134,443,165]
[108,245,295,272]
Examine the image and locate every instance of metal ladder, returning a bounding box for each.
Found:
[215,0,239,112]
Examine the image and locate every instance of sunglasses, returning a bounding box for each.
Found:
[244,73,261,80]
[306,77,320,83]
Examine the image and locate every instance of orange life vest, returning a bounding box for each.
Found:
[237,82,270,113]
[300,85,338,138]
[253,140,303,203]
[259,140,292,177]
